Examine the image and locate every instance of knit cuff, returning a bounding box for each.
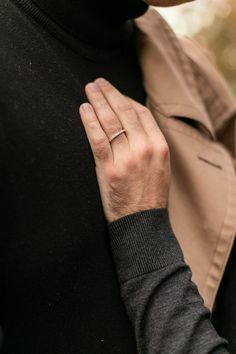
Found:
[108,209,184,283]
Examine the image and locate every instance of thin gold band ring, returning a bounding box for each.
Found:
[109,129,126,143]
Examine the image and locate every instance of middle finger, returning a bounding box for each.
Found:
[85,82,128,151]
[95,78,147,147]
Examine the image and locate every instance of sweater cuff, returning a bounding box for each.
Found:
[108,208,184,283]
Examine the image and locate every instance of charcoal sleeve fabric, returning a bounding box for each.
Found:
[108,208,229,354]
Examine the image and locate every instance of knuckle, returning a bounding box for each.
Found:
[102,112,116,123]
[138,106,150,116]
[102,116,120,133]
[87,120,99,130]
[92,136,109,159]
[107,168,122,184]
[138,143,153,159]
[94,146,109,160]
[117,103,133,113]
[95,100,110,110]
[96,112,123,138]
[93,135,107,146]
[157,142,170,160]
[125,156,138,171]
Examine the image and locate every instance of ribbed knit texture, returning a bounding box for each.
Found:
[109,208,184,282]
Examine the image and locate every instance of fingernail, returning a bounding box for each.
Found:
[95,78,109,87]
[81,103,92,113]
[87,82,100,92]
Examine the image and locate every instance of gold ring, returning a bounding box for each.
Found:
[109,129,126,143]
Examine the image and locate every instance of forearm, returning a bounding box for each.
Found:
[109,209,228,354]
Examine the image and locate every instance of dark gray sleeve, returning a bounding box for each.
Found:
[108,209,228,354]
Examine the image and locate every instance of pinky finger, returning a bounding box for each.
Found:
[80,103,113,164]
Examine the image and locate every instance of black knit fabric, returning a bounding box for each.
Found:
[0,0,147,352]
[30,0,148,49]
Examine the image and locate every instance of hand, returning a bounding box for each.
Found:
[79,78,171,223]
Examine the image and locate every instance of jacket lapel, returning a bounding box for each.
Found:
[134,8,236,310]
[134,8,216,139]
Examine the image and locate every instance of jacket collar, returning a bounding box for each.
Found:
[134,8,236,140]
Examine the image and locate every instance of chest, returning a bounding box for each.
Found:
[0,23,140,352]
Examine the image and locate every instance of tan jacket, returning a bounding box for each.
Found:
[135,8,236,310]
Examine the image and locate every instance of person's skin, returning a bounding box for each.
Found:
[79,78,170,222]
[143,0,193,6]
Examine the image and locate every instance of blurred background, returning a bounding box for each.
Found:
[156,0,236,95]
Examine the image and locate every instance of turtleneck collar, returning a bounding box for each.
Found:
[29,0,149,49]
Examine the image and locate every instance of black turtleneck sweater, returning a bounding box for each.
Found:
[0,1,230,353]
[0,0,147,352]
